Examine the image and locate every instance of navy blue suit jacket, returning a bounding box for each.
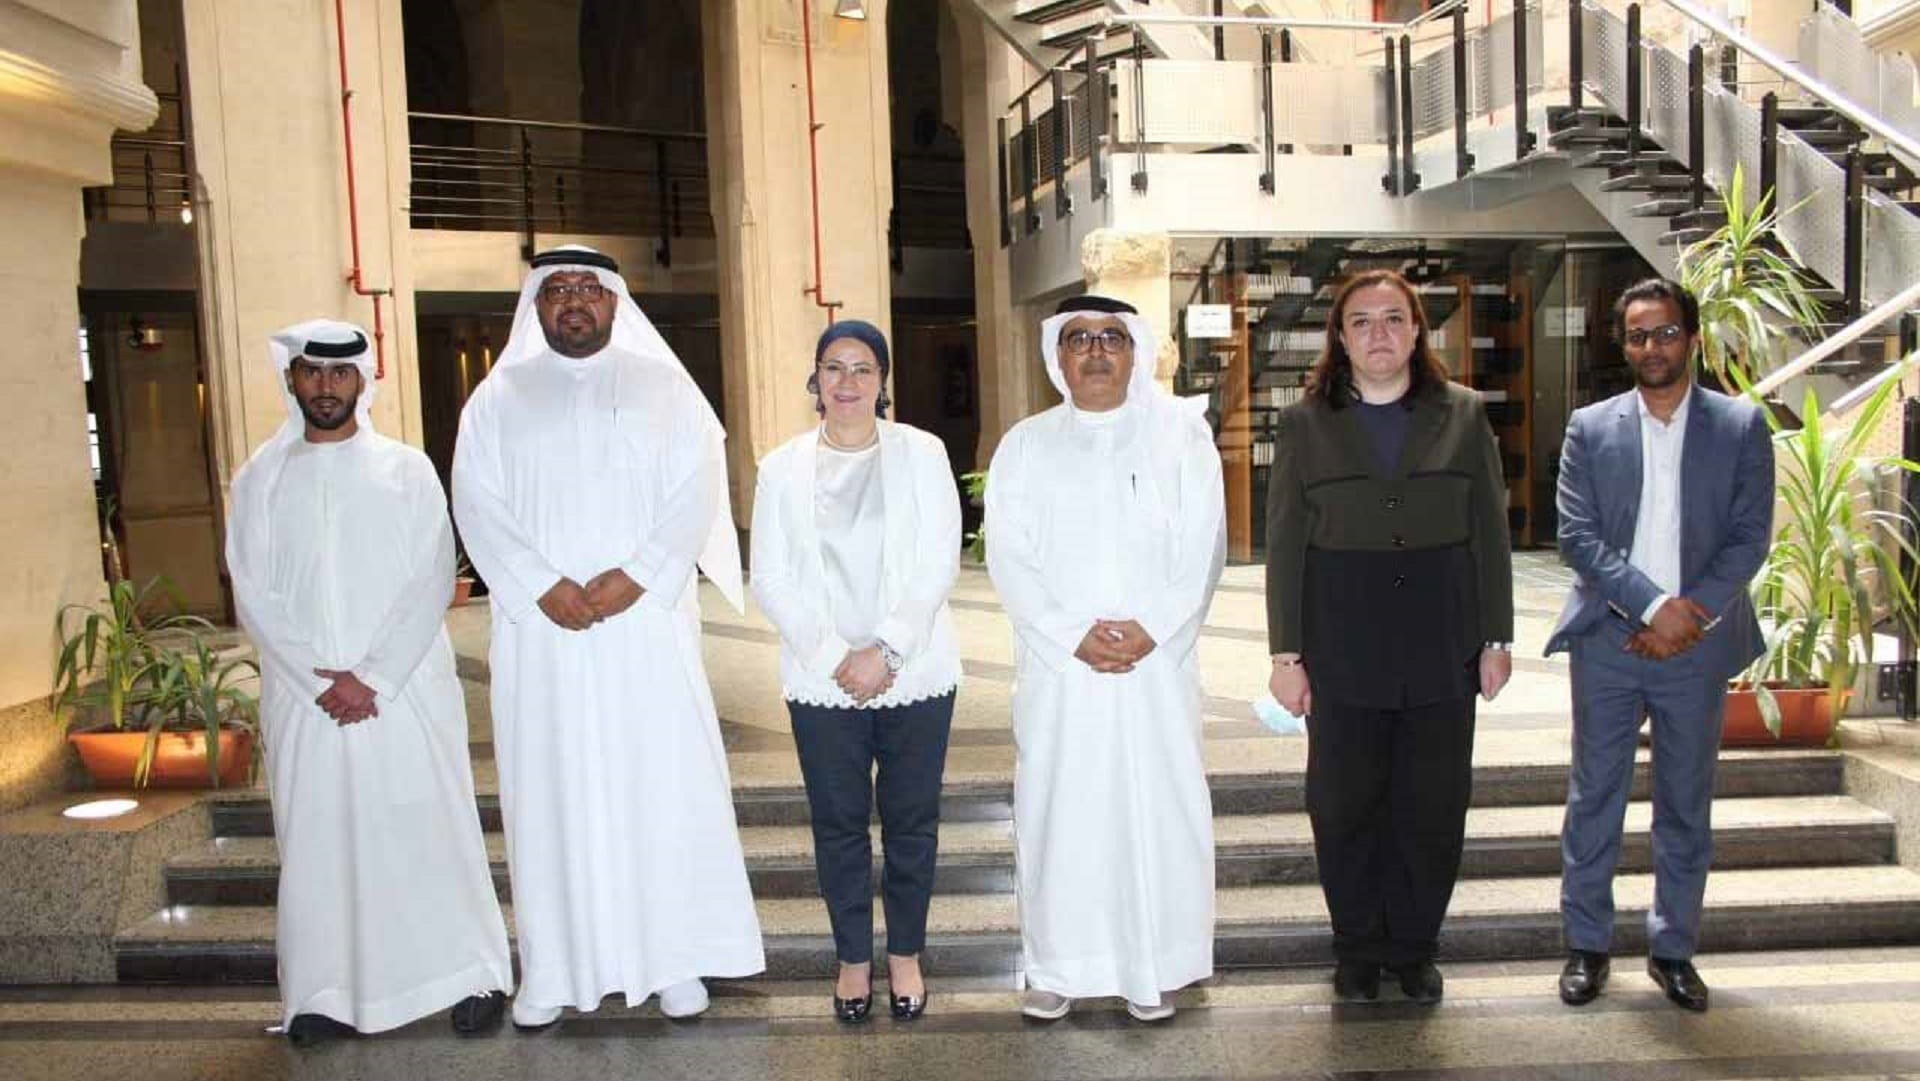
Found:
[1545,384,1774,681]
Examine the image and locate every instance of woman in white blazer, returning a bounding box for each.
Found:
[749,319,962,1025]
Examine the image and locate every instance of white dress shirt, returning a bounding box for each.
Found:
[1629,387,1689,624]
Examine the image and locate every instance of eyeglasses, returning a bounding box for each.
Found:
[1062,328,1132,356]
[1624,323,1687,348]
[538,281,609,304]
[818,361,882,383]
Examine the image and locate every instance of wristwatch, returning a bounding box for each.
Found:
[1483,641,1513,652]
[877,640,904,673]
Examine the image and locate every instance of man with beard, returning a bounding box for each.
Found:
[227,320,513,1045]
[985,295,1224,1022]
[452,247,763,1027]
[1546,278,1774,1013]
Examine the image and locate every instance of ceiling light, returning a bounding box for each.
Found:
[835,1,868,19]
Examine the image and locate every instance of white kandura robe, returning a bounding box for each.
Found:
[985,398,1225,1003]
[228,429,512,1033]
[451,347,764,1011]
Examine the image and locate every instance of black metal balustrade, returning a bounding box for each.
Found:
[406,112,712,265]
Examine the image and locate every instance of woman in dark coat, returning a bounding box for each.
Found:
[1264,269,1514,1004]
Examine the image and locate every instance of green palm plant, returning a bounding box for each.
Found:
[1745,361,1920,739]
[1677,164,1827,392]
[52,576,258,787]
[961,470,988,562]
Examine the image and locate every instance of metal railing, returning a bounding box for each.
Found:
[84,88,192,224]
[406,111,711,265]
[993,2,1543,243]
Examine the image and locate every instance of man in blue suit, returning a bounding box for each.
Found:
[1545,278,1774,1012]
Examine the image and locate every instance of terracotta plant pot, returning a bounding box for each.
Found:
[450,577,475,607]
[1720,683,1848,748]
[68,727,255,789]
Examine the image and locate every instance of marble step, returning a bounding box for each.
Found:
[163,795,1895,905]
[203,748,1846,835]
[115,864,1920,983]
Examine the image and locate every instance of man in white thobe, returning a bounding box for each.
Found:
[987,295,1225,1023]
[227,320,512,1046]
[452,247,764,1028]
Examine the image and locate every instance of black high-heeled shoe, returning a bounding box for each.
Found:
[833,993,872,1023]
[889,990,926,1021]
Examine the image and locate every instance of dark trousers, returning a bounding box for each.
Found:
[1305,694,1477,968]
[788,691,955,964]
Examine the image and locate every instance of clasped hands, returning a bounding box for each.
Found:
[1074,619,1156,674]
[538,569,646,631]
[1626,596,1712,661]
[833,646,895,704]
[313,668,377,726]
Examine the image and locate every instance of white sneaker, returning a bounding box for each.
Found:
[1125,996,1175,1022]
[1021,989,1072,1020]
[510,998,562,1029]
[658,978,710,1018]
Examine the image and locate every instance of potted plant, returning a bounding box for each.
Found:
[54,576,259,788]
[1677,164,1826,394]
[452,551,477,607]
[1732,366,1920,746]
[960,470,988,563]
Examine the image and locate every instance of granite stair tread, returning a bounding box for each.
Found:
[166,794,1893,875]
[118,864,1920,947]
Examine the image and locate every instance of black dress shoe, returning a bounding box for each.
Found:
[889,991,927,1021]
[833,993,872,1023]
[1332,960,1381,1002]
[450,990,507,1036]
[285,1013,358,1047]
[1647,956,1710,1012]
[1559,950,1610,1006]
[1390,961,1444,1004]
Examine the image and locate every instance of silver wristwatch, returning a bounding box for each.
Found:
[1483,641,1513,652]
[877,640,904,673]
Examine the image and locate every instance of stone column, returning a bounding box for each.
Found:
[951,3,1034,463]
[703,0,896,517]
[181,0,423,491]
[1081,228,1176,386]
[0,1,159,811]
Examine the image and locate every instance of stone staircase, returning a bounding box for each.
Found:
[115,743,1920,984]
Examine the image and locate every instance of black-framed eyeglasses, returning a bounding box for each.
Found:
[1624,323,1686,348]
[538,281,609,304]
[1062,328,1132,356]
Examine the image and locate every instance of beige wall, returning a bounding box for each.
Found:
[0,0,158,810]
[703,0,897,516]
[182,0,424,498]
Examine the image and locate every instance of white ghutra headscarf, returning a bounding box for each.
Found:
[497,245,745,612]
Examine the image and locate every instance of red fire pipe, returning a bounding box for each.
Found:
[799,0,843,325]
[332,0,389,378]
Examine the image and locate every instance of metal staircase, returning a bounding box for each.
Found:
[957,0,1219,71]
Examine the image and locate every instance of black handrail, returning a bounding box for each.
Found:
[1625,4,1643,158]
[1131,35,1150,193]
[1051,68,1071,219]
[1569,0,1584,111]
[1688,44,1707,212]
[1843,143,1865,319]
[1084,36,1109,202]
[1260,29,1277,194]
[1453,7,1474,179]
[1760,91,1780,205]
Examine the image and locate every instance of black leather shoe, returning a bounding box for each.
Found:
[1559,950,1610,1006]
[1647,956,1710,1012]
[833,994,872,1023]
[286,1013,357,1047]
[889,991,926,1021]
[450,990,507,1036]
[1332,960,1381,1002]
[1391,961,1444,1004]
